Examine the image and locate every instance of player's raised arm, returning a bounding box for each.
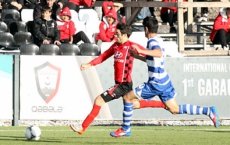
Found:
[132,44,162,58]
[128,43,146,62]
[80,63,92,71]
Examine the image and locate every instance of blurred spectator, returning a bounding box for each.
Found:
[33,0,64,22]
[34,6,61,46]
[149,7,155,18]
[65,0,96,12]
[160,0,188,33]
[23,0,40,9]
[0,0,23,11]
[96,9,118,48]
[148,0,157,18]
[57,7,91,44]
[0,1,2,13]
[102,0,124,23]
[91,0,102,20]
[210,7,230,50]
[195,0,208,22]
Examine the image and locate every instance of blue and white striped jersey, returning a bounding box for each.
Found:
[146,35,171,85]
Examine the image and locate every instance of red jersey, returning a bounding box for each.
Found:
[56,20,76,40]
[210,8,230,41]
[89,40,145,83]
[69,0,93,7]
[160,0,186,14]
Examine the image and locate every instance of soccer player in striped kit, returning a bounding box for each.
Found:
[110,16,220,137]
[70,23,166,135]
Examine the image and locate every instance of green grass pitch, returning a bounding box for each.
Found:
[0,126,230,145]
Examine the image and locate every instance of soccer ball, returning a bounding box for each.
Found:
[25,125,41,141]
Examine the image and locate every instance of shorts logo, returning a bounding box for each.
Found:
[136,83,145,92]
[114,51,123,58]
[103,92,108,96]
[138,83,145,89]
[111,93,116,98]
[34,62,61,104]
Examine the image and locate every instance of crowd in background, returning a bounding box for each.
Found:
[0,0,229,50]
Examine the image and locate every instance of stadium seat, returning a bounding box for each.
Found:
[85,20,100,43]
[70,10,81,34]
[78,9,99,22]
[1,9,20,24]
[0,32,15,49]
[26,21,35,35]
[8,21,27,35]
[14,32,34,47]
[74,21,86,34]
[59,44,80,55]
[21,9,34,23]
[39,44,60,55]
[79,43,100,56]
[0,21,7,32]
[70,10,79,22]
[20,44,40,55]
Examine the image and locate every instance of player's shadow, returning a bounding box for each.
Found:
[75,136,151,145]
[204,130,230,133]
[0,135,63,143]
[0,135,25,139]
[85,142,148,145]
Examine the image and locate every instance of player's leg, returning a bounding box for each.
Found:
[111,82,163,137]
[133,84,165,109]
[110,90,137,137]
[70,83,124,135]
[166,99,219,128]
[134,99,166,109]
[70,95,105,135]
[162,84,219,128]
[177,103,219,128]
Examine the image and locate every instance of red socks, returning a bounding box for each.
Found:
[81,101,164,130]
[139,100,166,109]
[82,104,101,131]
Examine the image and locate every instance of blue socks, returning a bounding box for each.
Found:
[122,102,133,132]
[179,104,209,115]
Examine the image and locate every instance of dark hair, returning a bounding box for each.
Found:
[116,23,132,38]
[142,16,158,33]
[42,5,52,13]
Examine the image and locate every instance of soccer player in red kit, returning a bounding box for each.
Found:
[70,23,166,135]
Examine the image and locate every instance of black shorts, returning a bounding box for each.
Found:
[101,82,133,103]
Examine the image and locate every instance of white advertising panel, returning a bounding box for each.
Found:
[20,56,230,120]
[0,55,13,119]
[20,56,93,120]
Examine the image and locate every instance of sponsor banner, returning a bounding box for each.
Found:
[20,56,230,120]
[0,55,13,119]
[164,57,230,119]
[20,56,94,120]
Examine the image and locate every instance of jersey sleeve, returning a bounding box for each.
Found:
[98,22,112,42]
[148,39,161,50]
[131,42,146,57]
[102,1,114,15]
[89,43,116,66]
